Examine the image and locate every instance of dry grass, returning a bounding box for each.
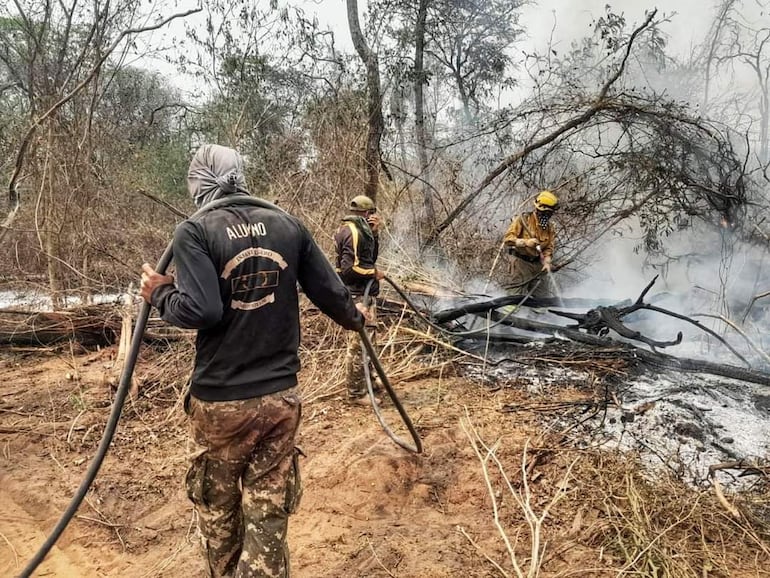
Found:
[452,431,769,577]
[558,452,770,577]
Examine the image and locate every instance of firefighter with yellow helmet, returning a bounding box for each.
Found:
[503,190,559,297]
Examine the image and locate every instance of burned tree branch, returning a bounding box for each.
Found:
[432,296,629,324]
[635,275,659,304]
[693,313,770,365]
[425,9,658,245]
[597,308,683,350]
[640,304,748,366]
[708,460,770,477]
[462,310,770,387]
[548,278,750,366]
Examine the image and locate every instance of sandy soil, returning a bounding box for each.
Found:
[0,341,767,578]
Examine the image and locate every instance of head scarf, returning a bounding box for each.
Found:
[187,144,248,208]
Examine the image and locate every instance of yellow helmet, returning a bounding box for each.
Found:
[349,195,376,212]
[534,190,558,212]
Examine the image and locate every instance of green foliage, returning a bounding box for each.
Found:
[182,2,344,192]
[371,0,523,120]
[98,66,187,145]
[129,140,191,201]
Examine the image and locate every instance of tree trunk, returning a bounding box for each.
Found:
[43,158,64,310]
[413,0,434,225]
[346,0,384,202]
[760,78,769,164]
[453,64,472,123]
[703,0,736,111]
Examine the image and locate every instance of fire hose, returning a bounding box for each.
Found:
[17,195,420,576]
[350,269,550,453]
[359,280,422,454]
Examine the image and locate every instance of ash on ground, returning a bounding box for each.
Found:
[461,336,769,489]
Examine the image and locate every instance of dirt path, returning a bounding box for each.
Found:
[0,482,95,577]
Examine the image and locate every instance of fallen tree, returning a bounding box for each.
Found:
[433,296,630,323]
[425,275,770,387]
[448,309,770,387]
[0,304,188,347]
[0,306,124,346]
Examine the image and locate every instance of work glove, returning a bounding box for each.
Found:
[525,238,539,248]
[542,258,552,273]
[513,238,528,249]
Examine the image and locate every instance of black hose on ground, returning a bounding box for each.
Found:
[359,281,422,454]
[17,245,173,578]
[19,194,443,574]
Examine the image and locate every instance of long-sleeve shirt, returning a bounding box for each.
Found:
[334,216,380,297]
[151,197,363,401]
[503,211,555,261]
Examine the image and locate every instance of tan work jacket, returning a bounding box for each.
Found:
[503,211,555,260]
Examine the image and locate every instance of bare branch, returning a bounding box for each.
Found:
[425,9,658,246]
[1,6,202,240]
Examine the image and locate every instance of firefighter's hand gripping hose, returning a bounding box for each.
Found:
[17,194,282,577]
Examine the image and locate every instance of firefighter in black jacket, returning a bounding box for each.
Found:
[334,195,385,405]
[140,144,365,578]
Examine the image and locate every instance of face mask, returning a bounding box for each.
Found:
[537,211,551,229]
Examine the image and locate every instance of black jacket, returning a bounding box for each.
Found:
[152,197,363,401]
[333,216,380,297]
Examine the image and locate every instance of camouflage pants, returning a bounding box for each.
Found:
[186,389,303,578]
[345,297,377,398]
[510,258,552,298]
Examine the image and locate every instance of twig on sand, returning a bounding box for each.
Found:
[0,530,19,568]
[692,313,770,366]
[366,537,397,578]
[457,525,510,578]
[710,477,741,519]
[461,410,577,578]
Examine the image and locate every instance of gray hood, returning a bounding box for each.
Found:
[187,144,248,207]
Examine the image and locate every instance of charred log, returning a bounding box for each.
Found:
[456,310,770,388]
[432,296,630,324]
[550,276,749,366]
[435,277,748,366]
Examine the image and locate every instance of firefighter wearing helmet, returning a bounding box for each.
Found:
[334,194,386,406]
[503,190,559,297]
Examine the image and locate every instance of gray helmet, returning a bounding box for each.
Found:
[349,195,376,212]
